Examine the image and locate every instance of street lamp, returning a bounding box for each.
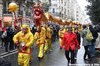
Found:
[8,2,18,12]
[8,2,19,30]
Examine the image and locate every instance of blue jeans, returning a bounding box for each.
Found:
[88,42,95,57]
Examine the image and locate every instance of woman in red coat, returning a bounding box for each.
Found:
[61,26,80,64]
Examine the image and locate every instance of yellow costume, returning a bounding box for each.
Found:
[13,24,34,66]
[58,28,66,48]
[44,27,52,52]
[34,27,46,58]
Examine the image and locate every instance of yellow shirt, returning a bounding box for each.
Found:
[13,31,34,54]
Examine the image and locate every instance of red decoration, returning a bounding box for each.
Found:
[33,2,44,27]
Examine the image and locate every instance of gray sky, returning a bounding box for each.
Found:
[77,0,89,11]
[77,0,91,24]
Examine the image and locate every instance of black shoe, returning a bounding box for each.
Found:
[29,60,32,64]
[84,57,87,60]
[38,57,42,61]
[60,47,62,49]
[38,56,44,61]
[5,50,8,52]
[84,58,88,60]
[71,62,75,64]
[68,59,70,63]
[71,61,76,64]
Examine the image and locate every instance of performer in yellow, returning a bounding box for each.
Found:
[13,24,34,66]
[34,26,46,59]
[63,26,68,32]
[44,25,52,52]
[58,26,66,49]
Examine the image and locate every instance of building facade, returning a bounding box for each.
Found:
[40,0,50,4]
[49,0,59,16]
[49,0,86,23]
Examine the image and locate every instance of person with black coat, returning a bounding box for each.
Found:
[74,28,81,59]
[88,25,98,57]
[32,25,37,34]
[6,26,14,51]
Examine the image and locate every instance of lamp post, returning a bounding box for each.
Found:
[8,2,18,30]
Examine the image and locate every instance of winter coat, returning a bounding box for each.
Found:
[75,32,81,45]
[34,27,46,46]
[82,28,90,46]
[89,27,98,43]
[62,32,80,51]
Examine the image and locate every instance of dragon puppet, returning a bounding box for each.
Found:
[33,2,44,27]
[33,2,82,29]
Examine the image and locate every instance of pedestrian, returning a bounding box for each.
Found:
[52,26,56,42]
[6,26,14,51]
[56,25,60,39]
[0,28,3,47]
[61,26,80,64]
[32,25,37,34]
[2,29,8,52]
[82,25,90,60]
[13,24,34,66]
[74,27,81,59]
[88,25,98,58]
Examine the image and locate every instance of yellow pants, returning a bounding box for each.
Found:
[38,44,44,58]
[18,53,31,66]
[44,40,48,53]
[44,39,52,52]
[59,38,62,47]
[48,39,52,50]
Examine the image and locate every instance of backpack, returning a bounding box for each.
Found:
[1,31,7,38]
[86,30,93,41]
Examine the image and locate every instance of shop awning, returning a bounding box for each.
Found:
[3,16,12,22]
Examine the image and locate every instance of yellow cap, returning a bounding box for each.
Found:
[21,24,28,29]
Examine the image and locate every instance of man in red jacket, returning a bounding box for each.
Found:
[61,26,80,64]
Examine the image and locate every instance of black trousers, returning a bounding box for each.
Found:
[84,46,90,59]
[4,41,9,52]
[65,50,75,64]
[9,40,14,51]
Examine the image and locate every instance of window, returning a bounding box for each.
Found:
[77,18,78,20]
[53,8,55,13]
[68,10,69,14]
[64,9,66,14]
[61,0,63,3]
[76,15,78,17]
[64,2,66,6]
[54,4,57,6]
[59,6,60,9]
[62,7,63,11]
[76,11,78,13]
[3,0,11,14]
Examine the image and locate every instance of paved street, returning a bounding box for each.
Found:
[0,0,100,66]
[0,40,100,66]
